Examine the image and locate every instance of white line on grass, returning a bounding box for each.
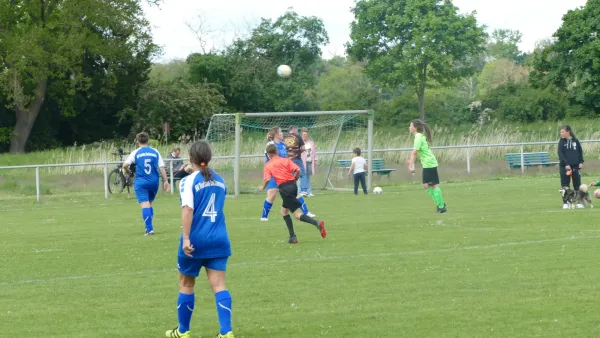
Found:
[1,235,596,287]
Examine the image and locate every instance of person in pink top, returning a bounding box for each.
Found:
[300,128,317,197]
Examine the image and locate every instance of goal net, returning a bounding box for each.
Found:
[204,111,373,196]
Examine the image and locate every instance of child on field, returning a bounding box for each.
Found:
[348,148,368,195]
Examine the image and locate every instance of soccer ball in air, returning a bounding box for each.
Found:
[277,65,292,77]
[373,186,383,195]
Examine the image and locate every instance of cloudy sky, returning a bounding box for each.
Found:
[143,0,587,62]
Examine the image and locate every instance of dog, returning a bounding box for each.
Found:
[559,184,593,209]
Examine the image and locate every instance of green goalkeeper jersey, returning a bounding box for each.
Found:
[413,133,438,168]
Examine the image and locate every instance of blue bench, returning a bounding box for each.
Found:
[337,158,396,176]
[505,152,559,169]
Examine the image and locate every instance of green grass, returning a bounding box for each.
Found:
[1,177,600,337]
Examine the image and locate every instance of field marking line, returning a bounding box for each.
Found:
[1,235,596,287]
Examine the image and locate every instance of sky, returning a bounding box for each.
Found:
[143,0,588,63]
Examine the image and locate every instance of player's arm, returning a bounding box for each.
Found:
[348,162,354,176]
[158,153,170,191]
[289,159,300,180]
[123,151,135,172]
[259,166,272,191]
[407,137,420,172]
[180,178,195,257]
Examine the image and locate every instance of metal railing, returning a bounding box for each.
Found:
[1,139,599,202]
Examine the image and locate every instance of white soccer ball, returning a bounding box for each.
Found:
[373,186,382,195]
[277,64,292,77]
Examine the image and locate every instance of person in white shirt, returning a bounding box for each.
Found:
[348,147,368,195]
[300,128,317,197]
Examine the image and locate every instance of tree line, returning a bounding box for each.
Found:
[0,0,597,153]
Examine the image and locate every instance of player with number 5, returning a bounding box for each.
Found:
[123,132,170,235]
[165,140,234,338]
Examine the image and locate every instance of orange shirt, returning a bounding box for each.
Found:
[264,156,299,186]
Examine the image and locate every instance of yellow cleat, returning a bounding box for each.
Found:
[165,327,190,338]
[215,332,234,338]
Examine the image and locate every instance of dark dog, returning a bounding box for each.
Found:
[559,184,593,209]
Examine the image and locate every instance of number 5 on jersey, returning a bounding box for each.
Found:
[202,193,218,222]
[144,158,152,175]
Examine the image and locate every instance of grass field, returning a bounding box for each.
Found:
[2,176,600,337]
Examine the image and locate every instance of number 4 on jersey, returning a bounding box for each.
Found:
[202,193,218,222]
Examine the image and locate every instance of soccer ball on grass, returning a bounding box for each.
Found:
[373,186,383,195]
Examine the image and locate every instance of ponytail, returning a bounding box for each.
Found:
[411,119,433,144]
[199,162,213,182]
[189,140,214,182]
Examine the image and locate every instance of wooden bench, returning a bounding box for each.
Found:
[505,152,560,169]
[337,158,396,176]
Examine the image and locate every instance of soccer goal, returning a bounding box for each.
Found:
[204,110,374,197]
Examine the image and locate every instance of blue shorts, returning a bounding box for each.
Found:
[266,177,278,190]
[178,256,229,277]
[134,182,159,203]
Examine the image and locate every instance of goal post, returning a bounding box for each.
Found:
[205,110,374,197]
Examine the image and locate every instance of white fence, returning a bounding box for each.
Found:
[1,139,599,202]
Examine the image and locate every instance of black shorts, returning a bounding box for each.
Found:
[422,167,440,185]
[279,181,301,213]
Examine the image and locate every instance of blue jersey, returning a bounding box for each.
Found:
[125,146,165,185]
[179,170,231,259]
[265,141,288,162]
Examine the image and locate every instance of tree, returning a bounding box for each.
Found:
[188,9,329,113]
[487,29,526,64]
[477,59,529,97]
[119,79,225,141]
[346,0,487,121]
[315,63,380,110]
[0,0,158,153]
[530,0,600,113]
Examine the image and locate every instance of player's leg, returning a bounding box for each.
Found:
[306,164,313,196]
[559,166,570,207]
[429,167,446,213]
[135,183,154,235]
[284,182,326,238]
[205,258,234,338]
[359,172,367,194]
[166,257,201,337]
[147,184,158,233]
[572,168,584,208]
[353,173,359,195]
[261,178,278,221]
[281,206,297,243]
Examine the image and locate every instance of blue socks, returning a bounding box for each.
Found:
[262,200,273,219]
[141,207,153,232]
[298,196,309,214]
[177,292,195,333]
[215,290,232,334]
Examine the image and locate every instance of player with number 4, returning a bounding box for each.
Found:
[165,140,234,338]
[123,132,170,236]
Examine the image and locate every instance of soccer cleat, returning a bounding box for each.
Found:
[577,204,585,209]
[260,217,268,222]
[215,332,235,338]
[165,327,190,338]
[308,193,314,197]
[318,220,327,238]
[563,204,569,209]
[436,205,447,214]
[288,236,298,244]
[145,230,155,236]
[307,212,316,217]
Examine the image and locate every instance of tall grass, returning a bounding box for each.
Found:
[2,119,600,175]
